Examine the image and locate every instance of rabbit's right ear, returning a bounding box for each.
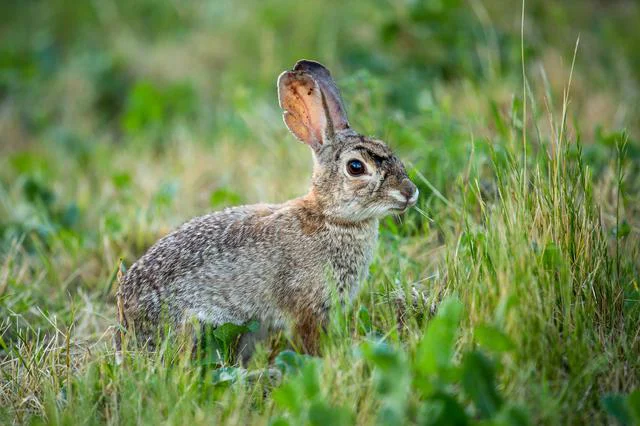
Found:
[278,70,330,151]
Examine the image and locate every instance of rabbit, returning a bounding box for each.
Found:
[115,60,419,362]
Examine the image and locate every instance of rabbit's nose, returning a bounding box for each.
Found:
[400,178,419,206]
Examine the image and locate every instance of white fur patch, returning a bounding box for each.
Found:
[388,189,408,203]
[409,188,419,204]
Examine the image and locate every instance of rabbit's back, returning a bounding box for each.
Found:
[119,200,378,340]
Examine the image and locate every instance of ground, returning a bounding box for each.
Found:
[1,0,639,424]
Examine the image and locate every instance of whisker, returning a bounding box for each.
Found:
[413,206,434,222]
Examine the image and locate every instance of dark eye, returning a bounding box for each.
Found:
[347,159,366,176]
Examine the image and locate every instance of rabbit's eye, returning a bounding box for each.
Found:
[347,159,366,176]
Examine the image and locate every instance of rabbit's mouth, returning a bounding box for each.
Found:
[389,190,418,214]
[391,203,412,214]
[386,188,419,214]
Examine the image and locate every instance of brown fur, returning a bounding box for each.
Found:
[116,60,419,361]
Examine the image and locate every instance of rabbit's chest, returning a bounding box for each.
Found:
[323,223,379,297]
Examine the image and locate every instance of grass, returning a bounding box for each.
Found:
[1,0,639,424]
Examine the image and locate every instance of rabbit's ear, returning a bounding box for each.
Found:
[292,60,350,131]
[278,70,327,150]
[278,60,349,150]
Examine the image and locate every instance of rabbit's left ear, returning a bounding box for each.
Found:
[278,70,327,151]
[292,60,350,132]
[278,60,349,151]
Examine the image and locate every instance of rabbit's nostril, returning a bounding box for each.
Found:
[400,178,417,199]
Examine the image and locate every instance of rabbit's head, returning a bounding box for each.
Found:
[278,60,419,222]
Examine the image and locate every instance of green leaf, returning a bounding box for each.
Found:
[378,404,405,426]
[59,203,80,229]
[210,188,242,207]
[359,341,410,425]
[112,172,132,190]
[274,350,311,375]
[300,362,321,400]
[245,319,260,333]
[613,221,631,239]
[474,324,515,353]
[418,392,468,426]
[461,351,502,418]
[415,297,463,376]
[272,381,302,415]
[200,321,258,364]
[210,367,243,386]
[104,213,123,235]
[602,394,633,426]
[359,341,402,373]
[121,81,165,134]
[23,177,55,206]
[627,390,640,423]
[493,404,530,426]
[212,322,250,345]
[308,401,353,426]
[153,181,179,207]
[268,417,291,426]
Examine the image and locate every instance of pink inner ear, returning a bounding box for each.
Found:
[283,112,310,143]
[293,60,350,131]
[278,71,327,147]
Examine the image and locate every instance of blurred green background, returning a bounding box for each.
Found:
[1,0,638,248]
[1,0,639,424]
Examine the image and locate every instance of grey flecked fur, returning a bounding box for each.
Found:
[116,60,418,358]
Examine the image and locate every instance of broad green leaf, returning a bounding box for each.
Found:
[493,404,530,426]
[23,177,55,206]
[418,392,468,426]
[300,362,321,400]
[212,322,249,345]
[475,324,515,353]
[359,341,402,372]
[274,350,310,375]
[461,351,502,418]
[359,341,410,425]
[272,381,302,415]
[602,394,633,426]
[211,367,243,386]
[308,401,353,426]
[201,321,258,363]
[377,404,405,426]
[415,297,463,375]
[627,390,640,423]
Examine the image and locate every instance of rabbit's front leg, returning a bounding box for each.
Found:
[295,311,323,355]
[294,300,331,355]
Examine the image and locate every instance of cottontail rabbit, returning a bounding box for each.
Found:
[116,60,418,361]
